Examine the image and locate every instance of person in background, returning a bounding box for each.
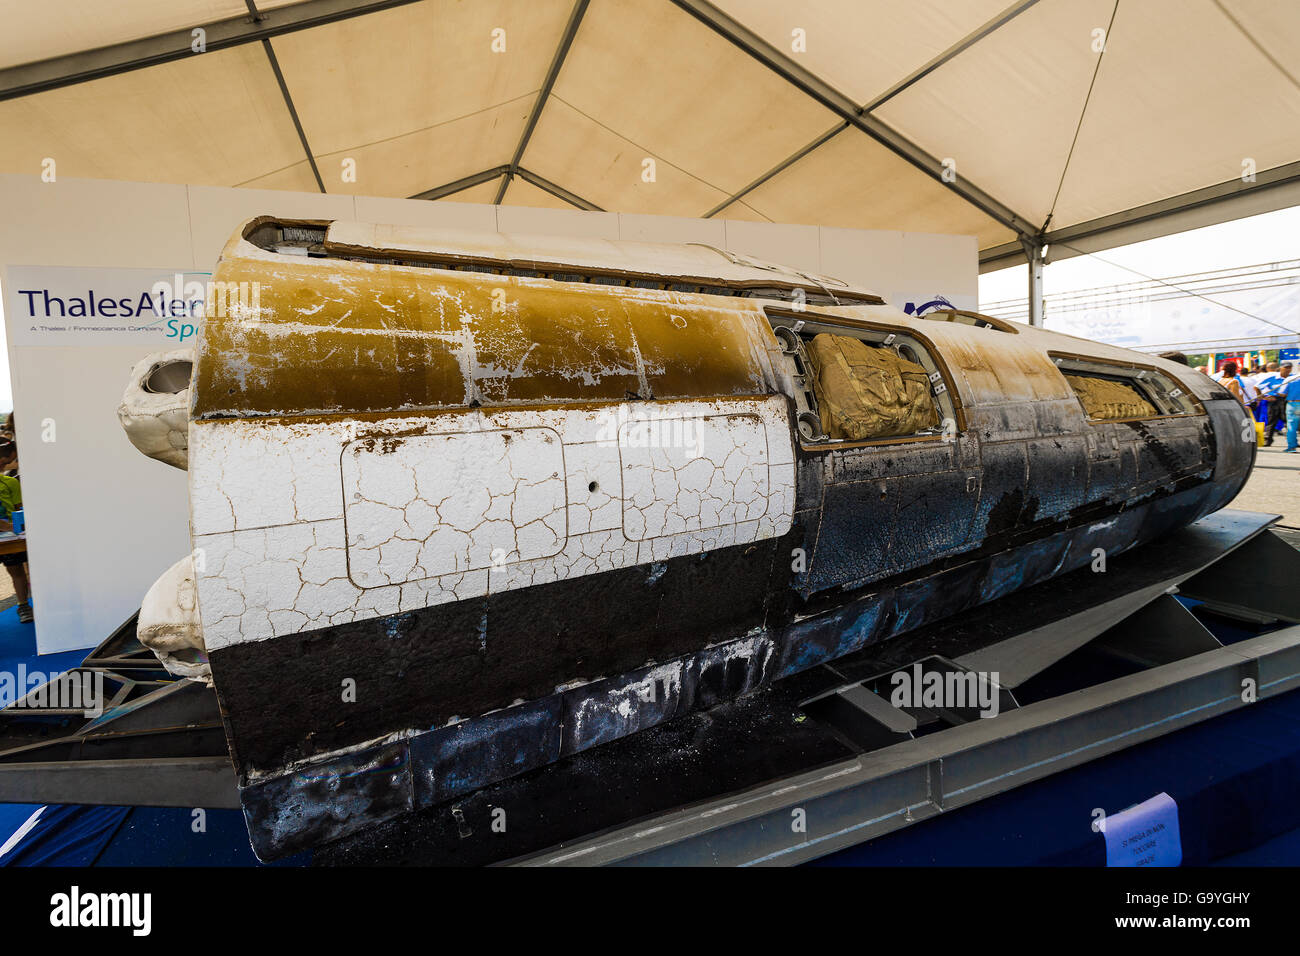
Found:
[1283,364,1300,453]
[1240,365,1260,409]
[0,441,31,622]
[1158,351,1190,366]
[1256,362,1289,446]
[1217,360,1253,406]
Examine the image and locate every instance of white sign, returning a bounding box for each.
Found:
[3,264,206,348]
[1103,792,1183,867]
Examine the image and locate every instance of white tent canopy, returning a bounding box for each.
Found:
[2,0,1298,272]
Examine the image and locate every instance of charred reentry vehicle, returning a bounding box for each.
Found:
[119,217,1255,859]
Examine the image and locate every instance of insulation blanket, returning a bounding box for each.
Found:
[806,333,939,440]
[1065,373,1156,420]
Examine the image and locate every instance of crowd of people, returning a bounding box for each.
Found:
[1206,359,1300,451]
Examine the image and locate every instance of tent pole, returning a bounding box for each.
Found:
[1020,236,1046,327]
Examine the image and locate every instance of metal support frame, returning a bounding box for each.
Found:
[513,167,603,212]
[410,165,602,211]
[671,0,1040,240]
[260,36,326,193]
[703,0,1045,220]
[0,613,239,809]
[4,0,1296,268]
[981,159,1300,271]
[408,166,511,203]
[0,0,426,102]
[494,0,589,204]
[519,624,1300,866]
[1021,235,1046,327]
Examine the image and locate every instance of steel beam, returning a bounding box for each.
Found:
[671,0,1039,240]
[409,164,602,211]
[408,166,511,202]
[513,167,604,211]
[0,757,240,809]
[704,123,847,219]
[0,0,424,102]
[981,159,1300,271]
[704,0,1044,219]
[1020,235,1046,327]
[260,38,326,193]
[517,624,1300,866]
[495,0,590,204]
[862,0,1044,112]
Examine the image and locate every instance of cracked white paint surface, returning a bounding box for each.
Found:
[342,428,567,586]
[620,414,769,540]
[191,395,794,651]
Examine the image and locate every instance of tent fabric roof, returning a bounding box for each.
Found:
[2,0,1298,266]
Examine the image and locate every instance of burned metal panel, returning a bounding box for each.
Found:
[1057,509,1149,572]
[972,441,1030,540]
[965,401,1040,442]
[208,535,779,780]
[890,561,986,636]
[240,739,412,861]
[978,534,1072,605]
[559,636,776,757]
[919,324,1072,409]
[1082,423,1139,504]
[775,591,894,681]
[1134,484,1222,548]
[410,696,564,809]
[209,593,490,777]
[1034,396,1085,439]
[884,469,978,573]
[241,626,782,858]
[794,445,831,512]
[830,438,958,482]
[1024,435,1091,522]
[807,478,899,592]
[1207,399,1255,484]
[806,438,973,594]
[1126,418,1214,492]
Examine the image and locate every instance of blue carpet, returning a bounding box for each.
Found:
[0,599,86,697]
[0,600,96,859]
[0,805,129,866]
[92,808,308,866]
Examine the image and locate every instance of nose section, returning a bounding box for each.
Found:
[138,552,209,684]
[118,349,193,470]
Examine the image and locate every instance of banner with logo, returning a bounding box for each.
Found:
[3,264,207,348]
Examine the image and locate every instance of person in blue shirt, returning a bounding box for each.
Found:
[1256,362,1289,446]
[1282,366,1300,453]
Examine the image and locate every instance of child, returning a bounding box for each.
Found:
[0,440,32,623]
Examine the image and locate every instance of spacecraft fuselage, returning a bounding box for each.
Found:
[175,217,1254,858]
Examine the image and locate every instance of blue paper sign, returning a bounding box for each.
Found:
[1103,792,1182,867]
